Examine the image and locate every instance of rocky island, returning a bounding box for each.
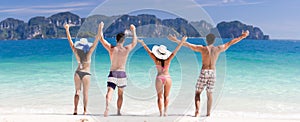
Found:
[0,12,269,40]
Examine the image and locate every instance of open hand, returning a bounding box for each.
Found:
[242,30,249,37]
[99,22,104,30]
[137,39,144,43]
[130,24,136,31]
[96,22,104,39]
[181,36,187,43]
[64,24,70,30]
[168,34,178,42]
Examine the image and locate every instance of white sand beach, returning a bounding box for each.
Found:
[1,114,299,122]
[1,103,299,122]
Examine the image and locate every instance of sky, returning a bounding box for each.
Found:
[0,0,299,40]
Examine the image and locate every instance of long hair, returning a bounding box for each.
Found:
[157,58,165,67]
[76,49,87,63]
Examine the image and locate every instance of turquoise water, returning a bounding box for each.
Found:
[0,38,300,117]
[221,40,300,115]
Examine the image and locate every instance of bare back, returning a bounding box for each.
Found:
[75,55,92,72]
[154,59,171,76]
[109,46,131,71]
[200,46,222,70]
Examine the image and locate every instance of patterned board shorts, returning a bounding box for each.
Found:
[195,69,216,92]
[107,71,127,90]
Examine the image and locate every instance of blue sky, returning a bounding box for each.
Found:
[0,0,299,39]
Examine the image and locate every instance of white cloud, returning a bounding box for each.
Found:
[0,2,93,14]
[34,2,93,9]
[0,8,27,13]
[222,0,235,4]
[195,0,263,7]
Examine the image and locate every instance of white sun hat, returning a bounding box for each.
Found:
[152,45,172,60]
[74,38,93,53]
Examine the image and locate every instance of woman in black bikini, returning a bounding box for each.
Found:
[137,36,186,116]
[64,24,100,115]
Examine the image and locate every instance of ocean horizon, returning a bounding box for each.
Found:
[0,38,300,120]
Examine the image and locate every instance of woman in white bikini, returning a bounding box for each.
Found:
[64,23,100,115]
[138,36,186,116]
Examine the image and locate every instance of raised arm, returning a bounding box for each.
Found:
[64,24,80,62]
[167,36,187,61]
[168,34,204,52]
[138,39,156,60]
[125,24,138,50]
[87,24,101,57]
[64,24,76,53]
[98,22,112,52]
[218,30,249,52]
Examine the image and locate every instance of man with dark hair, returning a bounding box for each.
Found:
[168,30,249,117]
[116,33,125,43]
[98,22,138,117]
[206,33,215,45]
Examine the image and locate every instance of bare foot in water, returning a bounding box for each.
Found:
[206,113,210,117]
[73,109,77,115]
[117,111,122,116]
[163,109,168,117]
[194,111,200,117]
[163,112,168,117]
[83,111,87,115]
[104,108,109,117]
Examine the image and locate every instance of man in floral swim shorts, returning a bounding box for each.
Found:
[168,30,249,117]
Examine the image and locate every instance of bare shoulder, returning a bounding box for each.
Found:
[109,46,116,52]
[215,45,225,52]
[124,46,133,52]
[125,45,135,51]
[195,45,206,52]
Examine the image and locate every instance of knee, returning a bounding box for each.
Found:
[157,94,163,100]
[106,94,110,100]
[195,91,201,96]
[207,92,213,100]
[195,92,201,100]
[164,96,169,101]
[75,90,80,96]
[118,94,123,99]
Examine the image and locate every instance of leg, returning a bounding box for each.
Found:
[163,78,172,116]
[206,91,213,116]
[155,78,164,116]
[73,73,81,115]
[104,86,115,117]
[117,87,124,115]
[195,74,205,117]
[82,75,91,115]
[194,90,202,117]
[206,71,215,117]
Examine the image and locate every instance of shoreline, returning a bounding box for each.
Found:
[1,38,300,42]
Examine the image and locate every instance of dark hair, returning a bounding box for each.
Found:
[116,32,125,43]
[157,58,165,67]
[76,49,87,63]
[206,33,215,45]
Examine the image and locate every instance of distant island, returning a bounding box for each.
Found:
[0,12,269,40]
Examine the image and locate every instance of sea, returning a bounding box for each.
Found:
[0,38,300,120]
